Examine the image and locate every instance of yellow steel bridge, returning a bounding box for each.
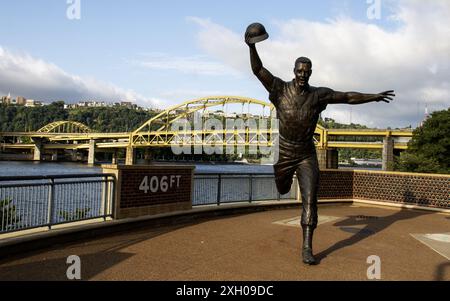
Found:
[0,96,413,166]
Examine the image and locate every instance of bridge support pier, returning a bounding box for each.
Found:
[317,148,339,170]
[144,148,152,165]
[382,137,394,171]
[33,138,43,161]
[125,146,135,166]
[88,139,96,165]
[70,150,78,162]
[50,151,58,161]
[112,151,118,164]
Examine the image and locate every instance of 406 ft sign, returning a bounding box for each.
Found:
[139,175,182,194]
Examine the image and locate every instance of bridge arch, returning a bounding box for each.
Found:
[37,121,91,133]
[131,95,326,147]
[133,96,274,134]
[132,96,276,146]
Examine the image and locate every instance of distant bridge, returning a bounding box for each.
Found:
[37,121,92,134]
[0,96,413,169]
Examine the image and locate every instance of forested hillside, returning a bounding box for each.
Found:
[0,102,156,132]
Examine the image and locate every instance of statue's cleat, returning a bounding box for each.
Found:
[302,248,316,265]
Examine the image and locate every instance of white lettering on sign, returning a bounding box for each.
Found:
[139,176,149,193]
[150,176,159,193]
[139,175,182,194]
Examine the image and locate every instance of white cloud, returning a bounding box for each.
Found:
[160,89,246,102]
[129,52,240,77]
[0,47,158,107]
[187,17,249,73]
[188,1,450,128]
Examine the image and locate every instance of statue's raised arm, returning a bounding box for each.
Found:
[245,23,276,94]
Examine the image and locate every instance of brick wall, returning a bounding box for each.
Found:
[319,170,354,199]
[318,170,449,209]
[353,171,450,208]
[103,165,449,219]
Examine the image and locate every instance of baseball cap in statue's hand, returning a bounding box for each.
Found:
[245,23,269,44]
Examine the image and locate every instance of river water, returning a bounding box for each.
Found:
[0,161,380,176]
[0,161,275,176]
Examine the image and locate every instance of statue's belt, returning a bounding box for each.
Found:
[277,137,316,163]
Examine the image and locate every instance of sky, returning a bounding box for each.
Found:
[0,0,449,128]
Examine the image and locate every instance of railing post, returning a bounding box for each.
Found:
[217,174,222,206]
[47,178,55,229]
[102,176,108,220]
[249,174,253,203]
[112,175,117,218]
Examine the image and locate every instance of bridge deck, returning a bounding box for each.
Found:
[0,203,448,281]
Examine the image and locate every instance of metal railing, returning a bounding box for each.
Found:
[0,174,115,234]
[193,173,298,206]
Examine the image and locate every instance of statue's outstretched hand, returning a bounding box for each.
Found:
[376,90,395,103]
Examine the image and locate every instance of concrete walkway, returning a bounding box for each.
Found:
[0,204,449,281]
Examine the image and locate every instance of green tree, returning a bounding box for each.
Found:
[58,207,91,221]
[0,102,156,132]
[396,108,450,174]
[0,198,20,231]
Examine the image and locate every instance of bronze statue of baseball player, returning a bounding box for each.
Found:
[245,23,394,265]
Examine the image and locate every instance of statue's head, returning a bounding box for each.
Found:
[294,57,312,88]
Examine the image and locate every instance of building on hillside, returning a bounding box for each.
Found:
[120,101,138,109]
[419,106,431,128]
[0,93,12,104]
[16,96,27,106]
[25,99,43,107]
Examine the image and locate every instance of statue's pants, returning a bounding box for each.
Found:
[274,138,319,229]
